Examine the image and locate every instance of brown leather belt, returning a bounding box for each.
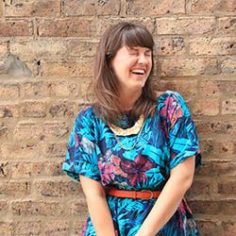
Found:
[106,188,161,200]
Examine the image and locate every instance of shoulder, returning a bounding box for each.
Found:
[156,90,191,118]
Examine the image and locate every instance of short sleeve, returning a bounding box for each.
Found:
[160,91,201,170]
[62,107,101,181]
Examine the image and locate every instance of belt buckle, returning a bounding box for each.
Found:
[142,190,154,199]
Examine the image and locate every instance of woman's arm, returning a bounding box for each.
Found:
[136,156,195,236]
[80,175,116,236]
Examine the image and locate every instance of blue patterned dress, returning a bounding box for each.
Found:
[62,90,201,236]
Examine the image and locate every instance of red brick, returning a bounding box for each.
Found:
[44,160,64,177]
[63,0,120,16]
[157,57,218,77]
[0,181,31,198]
[20,81,51,99]
[34,180,84,198]
[156,36,186,55]
[0,20,33,36]
[218,140,236,155]
[191,0,236,14]
[13,221,41,235]
[190,37,236,55]
[218,17,236,36]
[10,39,68,61]
[127,0,185,15]
[218,181,236,194]
[0,83,19,100]
[20,100,47,118]
[0,222,13,236]
[200,138,215,158]
[11,200,66,216]
[5,0,60,17]
[43,220,70,236]
[37,18,98,37]
[155,17,216,35]
[0,103,19,118]
[190,98,220,116]
[199,80,236,97]
[220,56,236,74]
[188,200,221,214]
[221,221,236,236]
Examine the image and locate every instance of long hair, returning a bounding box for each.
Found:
[93,22,157,124]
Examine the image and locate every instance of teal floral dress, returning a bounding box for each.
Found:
[62,90,201,236]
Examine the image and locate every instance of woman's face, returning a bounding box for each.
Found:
[111,45,152,92]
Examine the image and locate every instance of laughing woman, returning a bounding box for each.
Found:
[62,22,202,236]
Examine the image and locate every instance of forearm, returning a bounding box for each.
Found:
[86,195,116,236]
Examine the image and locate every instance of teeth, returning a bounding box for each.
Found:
[131,69,145,74]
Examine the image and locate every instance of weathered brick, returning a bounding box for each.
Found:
[50,81,70,97]
[222,99,236,115]
[0,2,3,17]
[0,181,31,198]
[71,219,86,236]
[188,179,214,198]
[199,80,236,97]
[200,138,215,158]
[49,100,76,118]
[43,220,70,236]
[0,201,9,215]
[191,0,236,14]
[5,0,60,17]
[189,200,221,214]
[10,39,68,62]
[14,121,69,140]
[0,161,10,178]
[221,221,236,236]
[37,18,98,37]
[10,162,44,178]
[157,57,218,77]
[41,59,93,78]
[34,180,83,198]
[20,81,51,99]
[70,199,87,216]
[190,98,220,116]
[218,181,236,194]
[218,17,236,35]
[189,37,236,55]
[1,141,42,160]
[0,103,19,118]
[13,221,41,235]
[0,20,33,37]
[0,41,8,59]
[0,83,19,100]
[220,56,236,74]
[156,17,216,35]
[0,222,13,236]
[20,100,47,118]
[218,140,236,155]
[44,142,67,158]
[44,160,64,177]
[63,0,120,16]
[67,39,98,58]
[198,161,236,176]
[0,122,9,140]
[156,36,186,55]
[157,80,198,97]
[197,220,221,236]
[11,200,65,216]
[127,0,185,15]
[99,18,155,36]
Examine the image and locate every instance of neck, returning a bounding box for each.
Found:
[118,87,142,112]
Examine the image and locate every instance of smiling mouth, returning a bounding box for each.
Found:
[131,69,146,75]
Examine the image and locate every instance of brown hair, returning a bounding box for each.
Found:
[93,21,157,124]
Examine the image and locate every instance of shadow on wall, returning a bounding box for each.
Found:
[0,53,32,77]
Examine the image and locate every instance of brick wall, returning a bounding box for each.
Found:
[0,0,235,235]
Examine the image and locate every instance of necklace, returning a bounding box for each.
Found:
[108,115,145,151]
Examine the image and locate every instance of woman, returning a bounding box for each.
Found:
[62,22,201,236]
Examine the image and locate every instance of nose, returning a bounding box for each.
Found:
[137,54,148,65]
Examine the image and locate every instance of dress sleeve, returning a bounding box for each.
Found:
[62,107,101,181]
[163,91,201,170]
